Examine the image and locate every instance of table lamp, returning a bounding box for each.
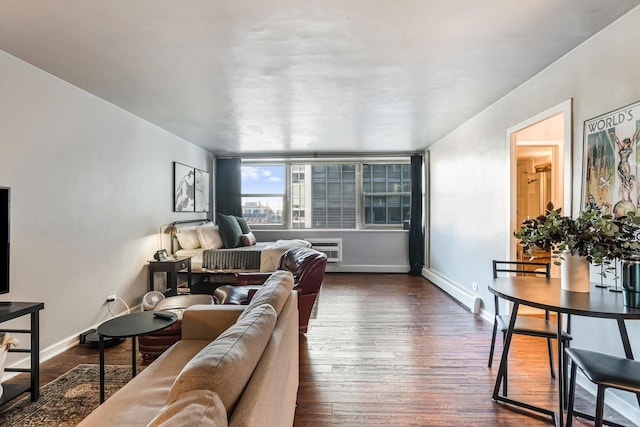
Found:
[164,225,180,255]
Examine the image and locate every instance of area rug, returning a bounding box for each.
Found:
[0,364,132,426]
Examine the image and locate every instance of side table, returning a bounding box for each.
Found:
[96,311,177,403]
[148,256,192,296]
[0,302,44,407]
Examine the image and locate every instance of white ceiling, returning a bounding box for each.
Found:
[1,1,639,155]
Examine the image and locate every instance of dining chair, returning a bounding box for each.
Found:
[565,347,640,427]
[489,260,573,396]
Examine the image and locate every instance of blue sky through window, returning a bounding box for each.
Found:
[241,165,285,194]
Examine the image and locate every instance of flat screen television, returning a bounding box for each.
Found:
[0,187,9,295]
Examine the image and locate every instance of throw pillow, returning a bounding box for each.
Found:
[196,224,224,249]
[174,227,200,250]
[235,216,251,234]
[240,232,257,246]
[167,304,277,414]
[216,213,243,248]
[238,270,294,320]
[147,390,227,427]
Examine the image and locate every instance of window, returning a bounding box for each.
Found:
[240,165,285,225]
[362,164,411,225]
[308,164,356,229]
[241,160,410,229]
[290,164,307,228]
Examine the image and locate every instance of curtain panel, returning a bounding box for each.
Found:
[409,154,424,275]
[215,157,242,217]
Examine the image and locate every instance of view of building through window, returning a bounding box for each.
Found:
[241,161,410,228]
[363,164,411,225]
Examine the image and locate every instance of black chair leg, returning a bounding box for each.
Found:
[501,331,508,396]
[566,360,577,427]
[546,337,556,379]
[488,321,498,368]
[563,342,570,409]
[595,385,605,427]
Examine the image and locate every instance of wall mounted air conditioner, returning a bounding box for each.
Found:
[306,238,342,263]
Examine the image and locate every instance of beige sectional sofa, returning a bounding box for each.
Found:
[79,270,299,427]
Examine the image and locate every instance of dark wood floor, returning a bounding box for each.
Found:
[297,273,564,426]
[9,273,638,426]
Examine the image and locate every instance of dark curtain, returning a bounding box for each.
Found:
[215,157,242,216]
[408,154,425,275]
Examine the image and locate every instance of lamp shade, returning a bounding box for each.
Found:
[164,225,179,235]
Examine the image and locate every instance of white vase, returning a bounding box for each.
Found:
[560,251,590,293]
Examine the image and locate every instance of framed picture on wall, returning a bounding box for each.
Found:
[195,169,210,212]
[174,162,195,212]
[582,100,640,217]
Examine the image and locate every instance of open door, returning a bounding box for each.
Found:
[508,99,572,277]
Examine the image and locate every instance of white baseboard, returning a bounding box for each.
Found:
[2,333,82,382]
[422,267,482,314]
[326,264,409,273]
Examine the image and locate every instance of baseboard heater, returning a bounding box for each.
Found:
[306,238,342,263]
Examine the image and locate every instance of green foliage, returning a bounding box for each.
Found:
[514,202,640,276]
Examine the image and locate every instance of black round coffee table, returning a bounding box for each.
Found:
[97,311,177,403]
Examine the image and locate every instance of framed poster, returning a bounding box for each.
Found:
[174,162,195,212]
[194,169,210,212]
[582,100,640,217]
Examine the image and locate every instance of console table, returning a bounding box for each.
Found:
[0,301,44,407]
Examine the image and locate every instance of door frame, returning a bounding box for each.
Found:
[506,99,573,262]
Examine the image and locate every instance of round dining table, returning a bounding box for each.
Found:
[489,277,640,426]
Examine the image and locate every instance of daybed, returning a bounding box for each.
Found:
[171,215,310,273]
[79,270,299,427]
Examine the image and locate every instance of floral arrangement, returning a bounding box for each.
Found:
[514,202,640,274]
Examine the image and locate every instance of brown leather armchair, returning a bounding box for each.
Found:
[214,247,327,333]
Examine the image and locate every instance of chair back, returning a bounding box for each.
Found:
[492,260,550,279]
[278,247,327,296]
[492,260,551,319]
[278,247,327,333]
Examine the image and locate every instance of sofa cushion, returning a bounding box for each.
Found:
[147,390,227,427]
[167,304,277,414]
[216,213,243,248]
[238,271,294,321]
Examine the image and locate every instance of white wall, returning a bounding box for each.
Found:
[0,51,211,363]
[425,6,640,419]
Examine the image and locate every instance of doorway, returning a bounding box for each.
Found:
[508,99,572,277]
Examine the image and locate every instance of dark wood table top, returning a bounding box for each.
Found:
[490,277,640,319]
[97,311,177,338]
[0,301,44,321]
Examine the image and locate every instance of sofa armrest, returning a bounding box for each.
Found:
[235,272,272,285]
[181,304,245,340]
